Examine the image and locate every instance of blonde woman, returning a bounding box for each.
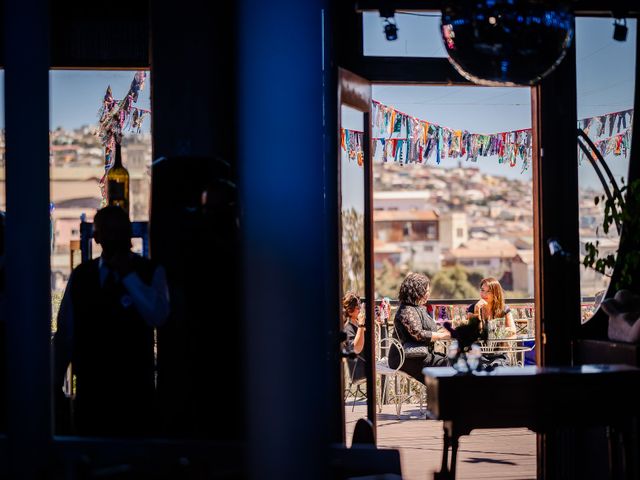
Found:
[466,277,516,367]
[467,277,515,334]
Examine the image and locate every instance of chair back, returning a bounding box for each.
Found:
[80,219,149,262]
[377,336,404,373]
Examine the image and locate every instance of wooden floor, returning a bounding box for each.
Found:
[345,403,536,479]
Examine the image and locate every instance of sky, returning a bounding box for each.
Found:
[0,70,151,133]
[341,14,637,212]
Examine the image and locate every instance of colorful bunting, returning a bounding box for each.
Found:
[94,71,150,205]
[342,100,634,173]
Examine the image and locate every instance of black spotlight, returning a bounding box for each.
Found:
[441,0,574,86]
[613,18,628,42]
[379,8,398,41]
[383,18,399,41]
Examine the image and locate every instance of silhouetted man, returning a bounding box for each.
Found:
[53,206,169,436]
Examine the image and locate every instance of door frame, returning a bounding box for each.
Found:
[337,67,376,437]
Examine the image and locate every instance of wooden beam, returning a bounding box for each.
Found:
[355,0,640,16]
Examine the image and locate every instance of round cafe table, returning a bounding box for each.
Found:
[479,336,536,367]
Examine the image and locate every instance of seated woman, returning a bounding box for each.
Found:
[389,272,450,384]
[467,277,516,367]
[342,292,366,382]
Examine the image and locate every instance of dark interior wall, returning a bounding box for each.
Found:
[150,2,235,160]
[149,1,243,439]
[50,0,149,67]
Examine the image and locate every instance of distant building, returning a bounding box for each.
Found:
[513,236,534,250]
[579,237,619,296]
[124,144,152,221]
[439,211,468,251]
[443,238,518,278]
[373,241,403,269]
[512,249,535,296]
[51,144,80,167]
[373,209,441,271]
[373,190,431,211]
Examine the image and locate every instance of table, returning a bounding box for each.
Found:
[479,336,535,366]
[422,364,640,479]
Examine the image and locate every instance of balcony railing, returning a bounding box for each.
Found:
[373,297,597,337]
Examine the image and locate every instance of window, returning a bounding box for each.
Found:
[575,18,636,320]
[363,11,447,58]
[457,227,464,238]
[426,224,437,240]
[50,70,151,295]
[49,70,152,436]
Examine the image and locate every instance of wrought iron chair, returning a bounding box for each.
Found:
[375,336,405,417]
[377,335,428,418]
[343,357,367,412]
[343,325,428,418]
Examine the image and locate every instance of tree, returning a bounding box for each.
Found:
[341,207,364,295]
[467,271,484,289]
[375,259,404,299]
[431,265,478,299]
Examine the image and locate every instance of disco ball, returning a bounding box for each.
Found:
[441,1,574,86]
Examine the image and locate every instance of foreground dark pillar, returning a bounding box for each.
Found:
[238,0,331,477]
[3,0,52,476]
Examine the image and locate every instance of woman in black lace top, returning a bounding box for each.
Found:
[389,272,450,383]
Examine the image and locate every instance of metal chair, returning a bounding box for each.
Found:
[376,336,407,418]
[377,336,429,418]
[343,328,429,418]
[343,357,367,412]
[80,217,149,261]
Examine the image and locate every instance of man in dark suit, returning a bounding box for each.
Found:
[53,206,169,436]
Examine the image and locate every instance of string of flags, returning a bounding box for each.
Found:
[341,128,365,166]
[94,71,149,204]
[578,112,633,163]
[341,100,634,173]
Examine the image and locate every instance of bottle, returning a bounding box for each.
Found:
[106,143,129,214]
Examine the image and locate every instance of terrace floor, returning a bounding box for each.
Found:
[345,403,536,479]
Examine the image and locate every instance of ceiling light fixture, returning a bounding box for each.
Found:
[440,0,574,86]
[613,18,628,42]
[379,8,399,41]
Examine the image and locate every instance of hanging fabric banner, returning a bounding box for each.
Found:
[340,128,364,166]
[372,100,633,173]
[344,103,633,172]
[94,71,150,205]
